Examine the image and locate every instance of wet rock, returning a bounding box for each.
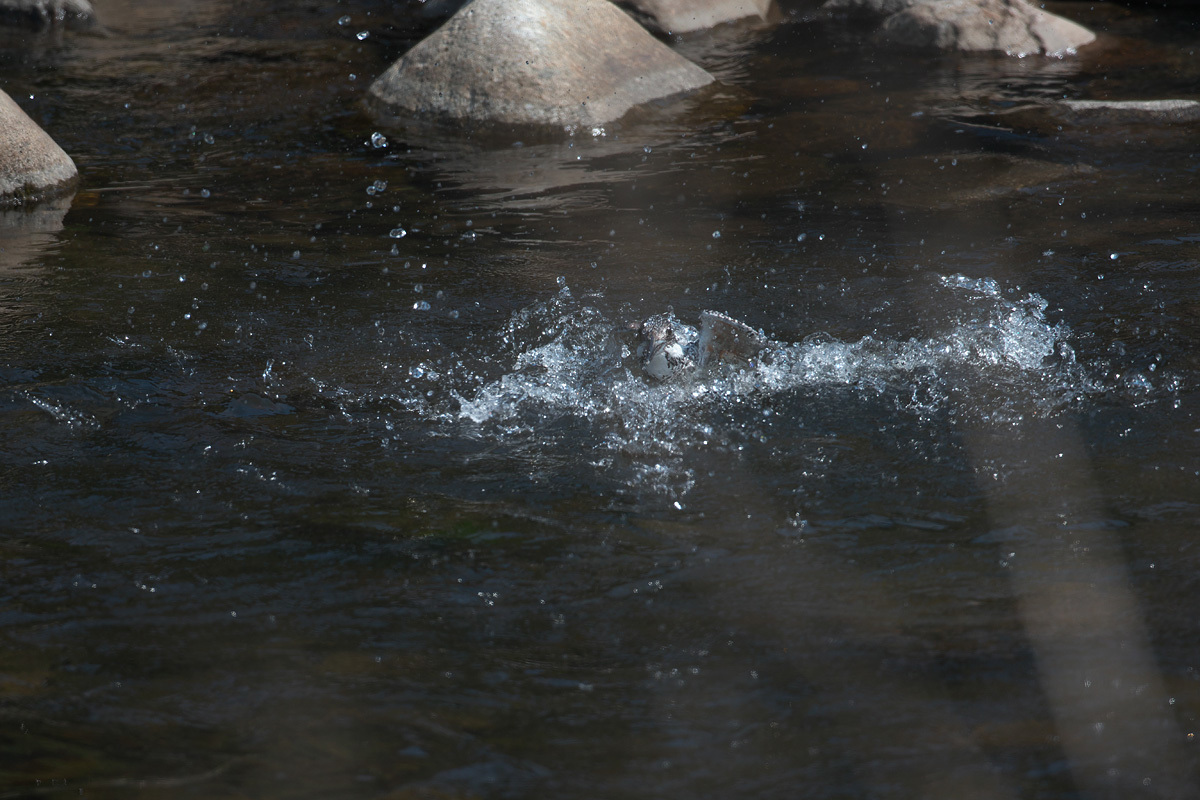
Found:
[1059,99,1200,123]
[619,0,773,33]
[0,0,93,28]
[368,0,714,127]
[0,89,78,206]
[876,0,1095,56]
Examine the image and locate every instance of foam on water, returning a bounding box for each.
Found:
[447,276,1091,496]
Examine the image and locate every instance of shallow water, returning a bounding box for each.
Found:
[3,1,1200,798]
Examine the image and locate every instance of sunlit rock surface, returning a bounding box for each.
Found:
[0,0,92,28]
[877,0,1095,56]
[619,0,773,33]
[368,0,714,127]
[0,89,77,206]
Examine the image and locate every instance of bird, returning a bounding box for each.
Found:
[635,310,766,382]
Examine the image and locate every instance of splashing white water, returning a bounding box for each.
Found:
[450,275,1088,496]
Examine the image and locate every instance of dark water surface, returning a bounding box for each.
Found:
[3,1,1200,797]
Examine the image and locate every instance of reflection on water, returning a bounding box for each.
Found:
[2,1,1200,798]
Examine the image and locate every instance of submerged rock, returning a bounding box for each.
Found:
[0,89,78,206]
[877,0,1095,56]
[1059,99,1200,123]
[0,0,93,28]
[368,0,714,127]
[619,0,773,33]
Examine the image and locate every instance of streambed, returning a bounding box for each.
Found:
[2,2,1200,798]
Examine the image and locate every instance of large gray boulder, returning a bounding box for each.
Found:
[368,0,714,127]
[620,0,773,33]
[877,0,1095,56]
[0,89,78,206]
[0,0,93,28]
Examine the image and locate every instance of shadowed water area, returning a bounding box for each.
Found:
[3,1,1200,797]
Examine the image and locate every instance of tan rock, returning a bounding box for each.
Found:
[878,0,1095,57]
[0,88,78,205]
[368,0,714,127]
[619,0,773,33]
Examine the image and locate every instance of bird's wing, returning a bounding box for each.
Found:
[697,311,765,369]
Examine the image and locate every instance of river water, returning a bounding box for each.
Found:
[2,1,1200,798]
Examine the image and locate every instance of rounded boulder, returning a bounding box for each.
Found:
[877,0,1095,57]
[0,89,78,206]
[368,0,715,128]
[619,0,773,33]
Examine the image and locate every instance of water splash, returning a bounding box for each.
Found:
[449,275,1090,496]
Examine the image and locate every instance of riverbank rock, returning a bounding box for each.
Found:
[368,0,715,127]
[0,89,78,206]
[0,0,93,28]
[877,0,1095,56]
[619,0,773,33]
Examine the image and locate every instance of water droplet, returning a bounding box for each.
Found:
[337,14,351,25]
[1110,252,1118,260]
[356,30,369,40]
[796,233,806,242]
[389,227,407,239]
[370,132,388,149]
[712,230,721,239]
[200,188,211,198]
[413,301,431,311]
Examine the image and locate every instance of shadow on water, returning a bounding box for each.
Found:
[2,0,1200,798]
